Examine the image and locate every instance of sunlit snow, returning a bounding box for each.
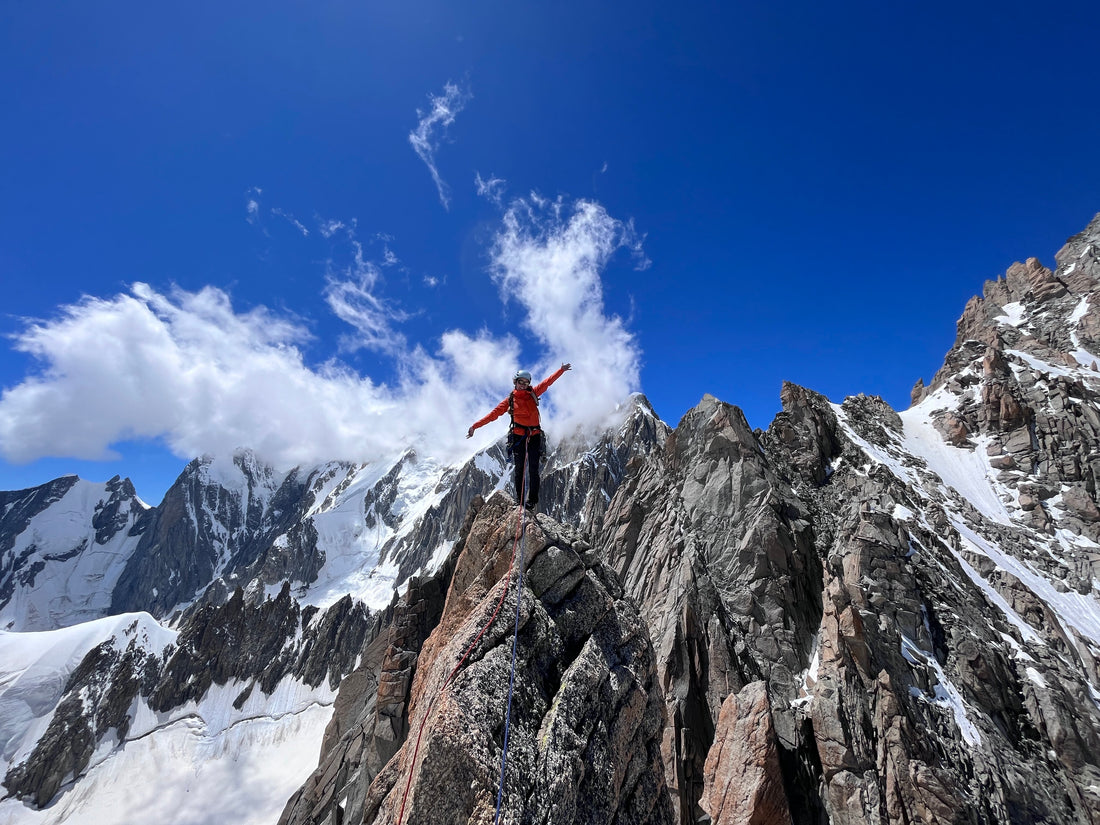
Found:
[0,613,176,777]
[898,401,1012,526]
[0,614,333,825]
[953,518,1100,647]
[994,301,1027,327]
[0,480,148,632]
[0,699,331,825]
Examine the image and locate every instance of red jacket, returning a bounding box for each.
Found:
[471,366,568,434]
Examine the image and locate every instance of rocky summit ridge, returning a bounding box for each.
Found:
[3,213,1100,824]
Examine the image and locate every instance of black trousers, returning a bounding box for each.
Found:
[511,432,541,505]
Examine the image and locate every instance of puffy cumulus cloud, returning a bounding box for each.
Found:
[409,81,471,210]
[437,329,521,398]
[489,197,644,438]
[0,198,644,470]
[0,285,517,469]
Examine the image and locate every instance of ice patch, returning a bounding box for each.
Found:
[893,504,915,522]
[426,539,456,574]
[474,450,505,477]
[1070,296,1091,326]
[1088,682,1100,714]
[901,635,982,747]
[1007,349,1077,380]
[1025,666,1048,689]
[792,633,820,710]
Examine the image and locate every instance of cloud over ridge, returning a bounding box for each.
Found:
[0,198,643,472]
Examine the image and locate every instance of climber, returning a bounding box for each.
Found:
[467,363,571,511]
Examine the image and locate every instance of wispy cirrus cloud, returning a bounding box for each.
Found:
[271,208,309,237]
[409,82,471,210]
[318,218,350,238]
[245,187,263,225]
[324,241,409,356]
[475,172,506,205]
[245,189,310,239]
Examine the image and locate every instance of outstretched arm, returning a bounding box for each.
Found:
[534,363,571,396]
[467,396,511,438]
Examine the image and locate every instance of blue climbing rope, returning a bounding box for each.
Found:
[494,448,529,823]
[397,440,532,825]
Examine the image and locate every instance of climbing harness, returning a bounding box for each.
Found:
[396,460,530,825]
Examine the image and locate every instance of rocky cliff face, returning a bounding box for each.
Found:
[110,451,312,618]
[598,393,822,824]
[282,493,672,825]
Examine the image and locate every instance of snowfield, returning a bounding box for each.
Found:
[0,614,333,825]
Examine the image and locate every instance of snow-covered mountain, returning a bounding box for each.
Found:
[1,475,149,632]
[4,214,1100,824]
[3,394,666,635]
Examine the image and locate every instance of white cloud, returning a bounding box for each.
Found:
[0,198,644,471]
[409,82,471,210]
[323,241,408,355]
[245,187,264,226]
[271,208,309,237]
[0,284,507,469]
[475,172,506,205]
[490,196,644,437]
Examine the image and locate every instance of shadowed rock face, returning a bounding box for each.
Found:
[110,452,313,618]
[282,493,674,825]
[598,394,823,824]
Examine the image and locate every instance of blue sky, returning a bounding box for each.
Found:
[2,0,1099,504]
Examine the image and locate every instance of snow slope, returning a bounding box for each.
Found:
[0,614,334,825]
